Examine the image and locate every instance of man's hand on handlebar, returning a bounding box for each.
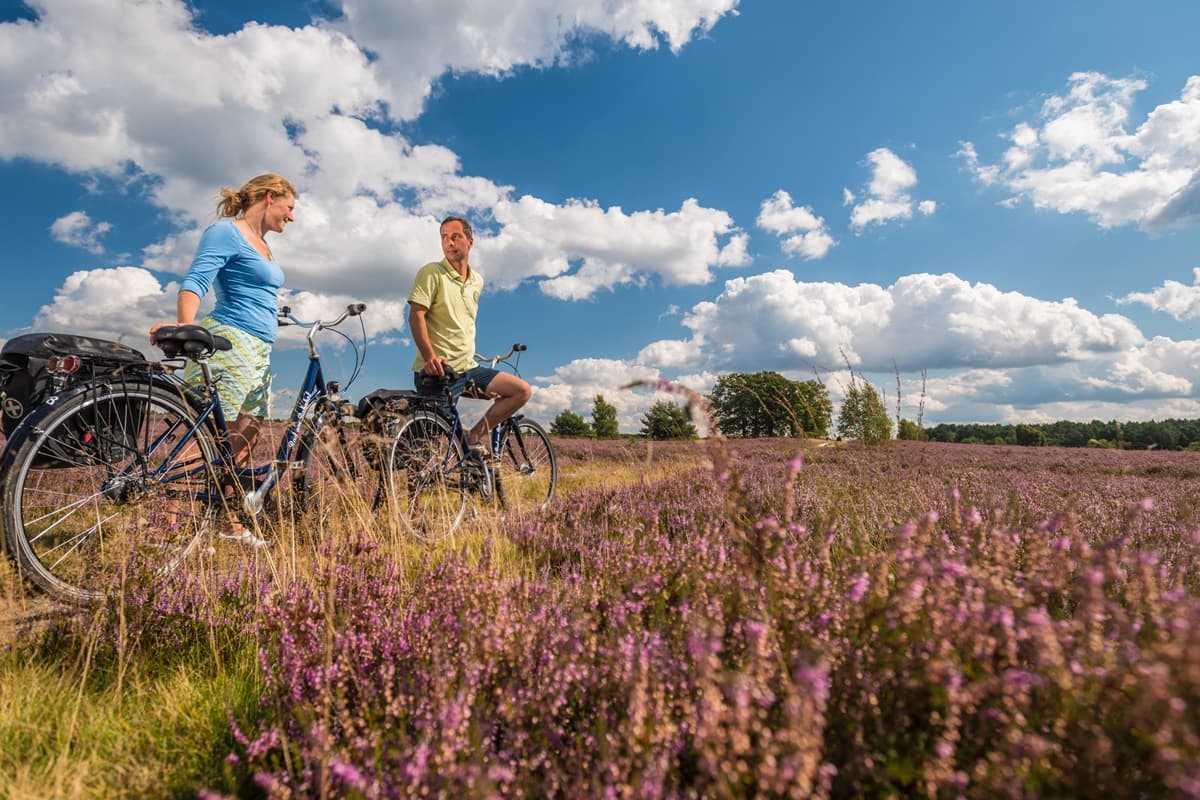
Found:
[423,356,450,377]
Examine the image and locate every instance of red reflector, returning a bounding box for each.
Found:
[47,355,83,374]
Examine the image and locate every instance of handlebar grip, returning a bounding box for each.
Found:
[513,343,527,352]
[278,305,292,316]
[348,303,367,315]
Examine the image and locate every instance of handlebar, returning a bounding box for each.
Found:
[277,302,368,358]
[425,342,527,390]
[474,342,526,369]
[278,302,366,327]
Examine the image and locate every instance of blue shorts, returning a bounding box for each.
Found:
[414,366,499,418]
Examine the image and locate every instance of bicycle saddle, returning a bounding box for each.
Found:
[152,325,233,358]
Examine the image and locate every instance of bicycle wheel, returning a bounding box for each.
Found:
[383,410,469,541]
[290,419,380,529]
[0,381,221,603]
[494,418,557,517]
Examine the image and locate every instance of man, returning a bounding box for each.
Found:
[408,215,532,456]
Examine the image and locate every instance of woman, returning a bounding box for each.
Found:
[151,173,296,547]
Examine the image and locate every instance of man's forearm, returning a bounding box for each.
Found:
[409,307,440,364]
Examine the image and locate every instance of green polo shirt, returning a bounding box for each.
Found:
[408,258,484,372]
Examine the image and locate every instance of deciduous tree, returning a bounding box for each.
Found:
[707,371,831,438]
[640,400,697,440]
[837,378,891,444]
[897,418,927,441]
[549,409,592,438]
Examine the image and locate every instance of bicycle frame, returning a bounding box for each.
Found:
[422,344,534,490]
[144,304,365,514]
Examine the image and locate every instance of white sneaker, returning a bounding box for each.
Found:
[218,529,269,549]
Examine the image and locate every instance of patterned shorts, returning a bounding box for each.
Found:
[182,317,272,420]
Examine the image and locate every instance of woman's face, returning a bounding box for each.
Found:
[265,192,296,234]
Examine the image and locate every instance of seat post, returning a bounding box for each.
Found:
[198,356,215,391]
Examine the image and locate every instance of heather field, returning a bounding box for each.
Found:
[1,437,1199,799]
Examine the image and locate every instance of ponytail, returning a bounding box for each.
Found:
[215,173,297,218]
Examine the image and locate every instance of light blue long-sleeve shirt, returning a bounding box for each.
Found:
[179,220,284,343]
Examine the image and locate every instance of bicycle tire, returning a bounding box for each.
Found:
[0,381,221,603]
[494,418,557,516]
[383,410,469,541]
[291,418,381,528]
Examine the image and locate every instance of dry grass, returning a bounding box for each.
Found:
[0,433,714,799]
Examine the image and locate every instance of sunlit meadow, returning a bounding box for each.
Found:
[1,435,1199,798]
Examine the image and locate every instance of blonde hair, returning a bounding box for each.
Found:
[216,173,297,218]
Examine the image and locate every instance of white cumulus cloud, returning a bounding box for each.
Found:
[30,267,179,346]
[961,72,1200,230]
[336,0,741,120]
[651,269,1143,373]
[529,270,1196,427]
[1117,267,1200,320]
[848,148,936,231]
[0,0,748,328]
[49,211,112,254]
[490,196,749,300]
[756,190,836,260]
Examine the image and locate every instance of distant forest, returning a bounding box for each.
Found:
[921,418,1200,450]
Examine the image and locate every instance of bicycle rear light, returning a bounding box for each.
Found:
[47,355,82,374]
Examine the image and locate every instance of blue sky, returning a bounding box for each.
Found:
[1,0,1198,432]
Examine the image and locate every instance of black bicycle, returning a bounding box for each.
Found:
[0,303,379,603]
[382,344,557,541]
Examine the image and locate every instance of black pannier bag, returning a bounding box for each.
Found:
[355,388,429,470]
[0,334,149,465]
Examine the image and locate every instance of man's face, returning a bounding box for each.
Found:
[441,221,472,264]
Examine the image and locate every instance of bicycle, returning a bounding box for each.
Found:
[0,303,377,603]
[382,344,557,541]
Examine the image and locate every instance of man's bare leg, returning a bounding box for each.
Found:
[466,373,531,452]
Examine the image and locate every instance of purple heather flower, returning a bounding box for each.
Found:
[330,759,368,791]
[994,606,1014,631]
[795,663,830,706]
[846,572,870,603]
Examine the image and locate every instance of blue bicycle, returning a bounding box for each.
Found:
[0,303,377,603]
[380,344,557,541]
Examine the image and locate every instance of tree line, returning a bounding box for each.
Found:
[549,393,701,441]
[921,418,1200,450]
[547,371,1200,449]
[548,371,892,443]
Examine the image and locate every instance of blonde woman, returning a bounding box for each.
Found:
[151,173,296,547]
